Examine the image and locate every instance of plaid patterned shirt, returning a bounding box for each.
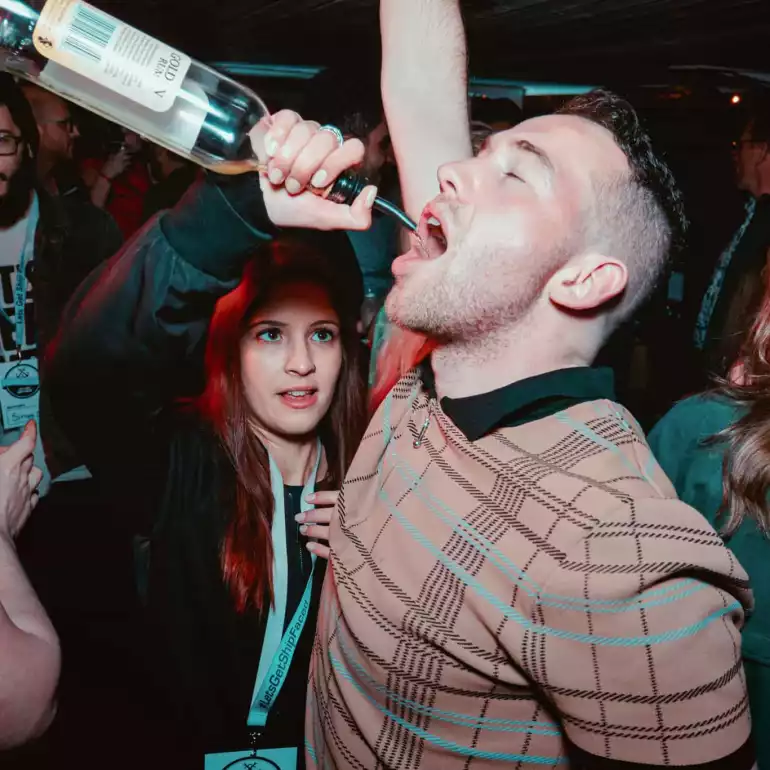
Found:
[307,368,754,768]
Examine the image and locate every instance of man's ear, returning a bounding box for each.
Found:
[547,253,628,312]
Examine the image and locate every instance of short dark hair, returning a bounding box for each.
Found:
[558,89,687,320]
[0,73,39,160]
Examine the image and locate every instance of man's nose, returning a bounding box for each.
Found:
[437,158,480,199]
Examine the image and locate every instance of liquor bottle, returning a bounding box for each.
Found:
[0,0,418,230]
[0,0,271,173]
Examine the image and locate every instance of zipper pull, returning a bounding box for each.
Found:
[413,402,432,448]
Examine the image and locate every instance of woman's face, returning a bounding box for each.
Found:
[241,282,343,440]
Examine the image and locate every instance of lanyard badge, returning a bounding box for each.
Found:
[0,196,40,432]
[205,440,322,770]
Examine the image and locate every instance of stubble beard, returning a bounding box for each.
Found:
[386,246,550,342]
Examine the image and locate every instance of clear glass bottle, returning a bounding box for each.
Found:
[0,0,268,174]
[0,0,418,229]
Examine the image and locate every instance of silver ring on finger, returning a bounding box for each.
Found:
[319,124,345,148]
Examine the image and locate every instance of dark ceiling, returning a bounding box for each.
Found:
[96,0,769,84]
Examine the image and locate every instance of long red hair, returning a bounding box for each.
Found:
[195,239,367,613]
[370,325,436,414]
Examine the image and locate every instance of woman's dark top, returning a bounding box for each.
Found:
[46,173,325,763]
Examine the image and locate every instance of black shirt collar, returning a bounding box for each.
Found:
[420,361,616,442]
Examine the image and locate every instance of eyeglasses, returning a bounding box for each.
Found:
[39,116,76,133]
[0,132,23,156]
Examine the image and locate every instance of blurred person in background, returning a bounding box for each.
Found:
[142,143,198,223]
[46,121,371,767]
[0,74,119,768]
[80,127,152,239]
[0,75,121,487]
[0,420,59,750]
[19,84,81,198]
[651,287,770,769]
[694,93,770,378]
[470,95,523,132]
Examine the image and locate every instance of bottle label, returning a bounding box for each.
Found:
[33,0,191,113]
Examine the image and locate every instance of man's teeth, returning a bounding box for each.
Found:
[427,216,441,226]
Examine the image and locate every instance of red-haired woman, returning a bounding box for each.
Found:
[46,165,369,766]
[650,291,770,768]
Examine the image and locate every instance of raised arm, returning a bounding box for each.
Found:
[0,423,59,748]
[380,0,472,218]
[45,114,373,472]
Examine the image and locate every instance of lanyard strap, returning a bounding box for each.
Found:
[247,440,322,728]
[0,195,39,359]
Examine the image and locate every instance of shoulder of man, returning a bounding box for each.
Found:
[527,490,753,768]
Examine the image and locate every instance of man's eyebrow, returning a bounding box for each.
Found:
[512,139,554,174]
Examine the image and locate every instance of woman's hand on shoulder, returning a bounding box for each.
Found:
[0,421,43,542]
[296,490,339,560]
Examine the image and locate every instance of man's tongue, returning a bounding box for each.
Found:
[415,218,448,259]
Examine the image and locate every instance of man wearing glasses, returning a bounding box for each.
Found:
[20,84,81,197]
[694,95,770,378]
[0,74,121,494]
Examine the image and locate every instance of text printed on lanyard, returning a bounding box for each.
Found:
[247,441,322,730]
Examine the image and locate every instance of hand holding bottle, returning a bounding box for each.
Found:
[100,145,131,181]
[250,110,378,232]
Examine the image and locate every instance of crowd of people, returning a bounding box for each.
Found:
[1,0,770,768]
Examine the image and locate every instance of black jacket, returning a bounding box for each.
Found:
[46,173,328,762]
[30,190,123,477]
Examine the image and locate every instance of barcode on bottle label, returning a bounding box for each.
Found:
[61,4,116,63]
[34,0,192,113]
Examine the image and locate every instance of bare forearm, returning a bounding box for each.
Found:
[380,0,472,216]
[0,535,59,747]
[89,174,111,209]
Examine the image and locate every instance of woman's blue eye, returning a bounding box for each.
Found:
[312,328,335,343]
[257,328,282,342]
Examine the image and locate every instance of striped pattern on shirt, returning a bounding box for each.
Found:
[306,370,753,768]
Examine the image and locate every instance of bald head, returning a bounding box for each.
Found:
[21,84,65,122]
[20,84,79,173]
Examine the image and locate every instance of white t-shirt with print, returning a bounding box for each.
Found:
[0,198,51,494]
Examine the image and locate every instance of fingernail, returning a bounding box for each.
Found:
[299,525,309,536]
[306,542,317,553]
[304,493,316,503]
[285,177,301,195]
[294,513,305,523]
[366,187,377,209]
[280,144,293,159]
[311,170,328,188]
[265,137,278,157]
[269,168,284,185]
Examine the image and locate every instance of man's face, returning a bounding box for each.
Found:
[734,121,767,196]
[386,114,630,340]
[0,105,24,199]
[38,97,78,163]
